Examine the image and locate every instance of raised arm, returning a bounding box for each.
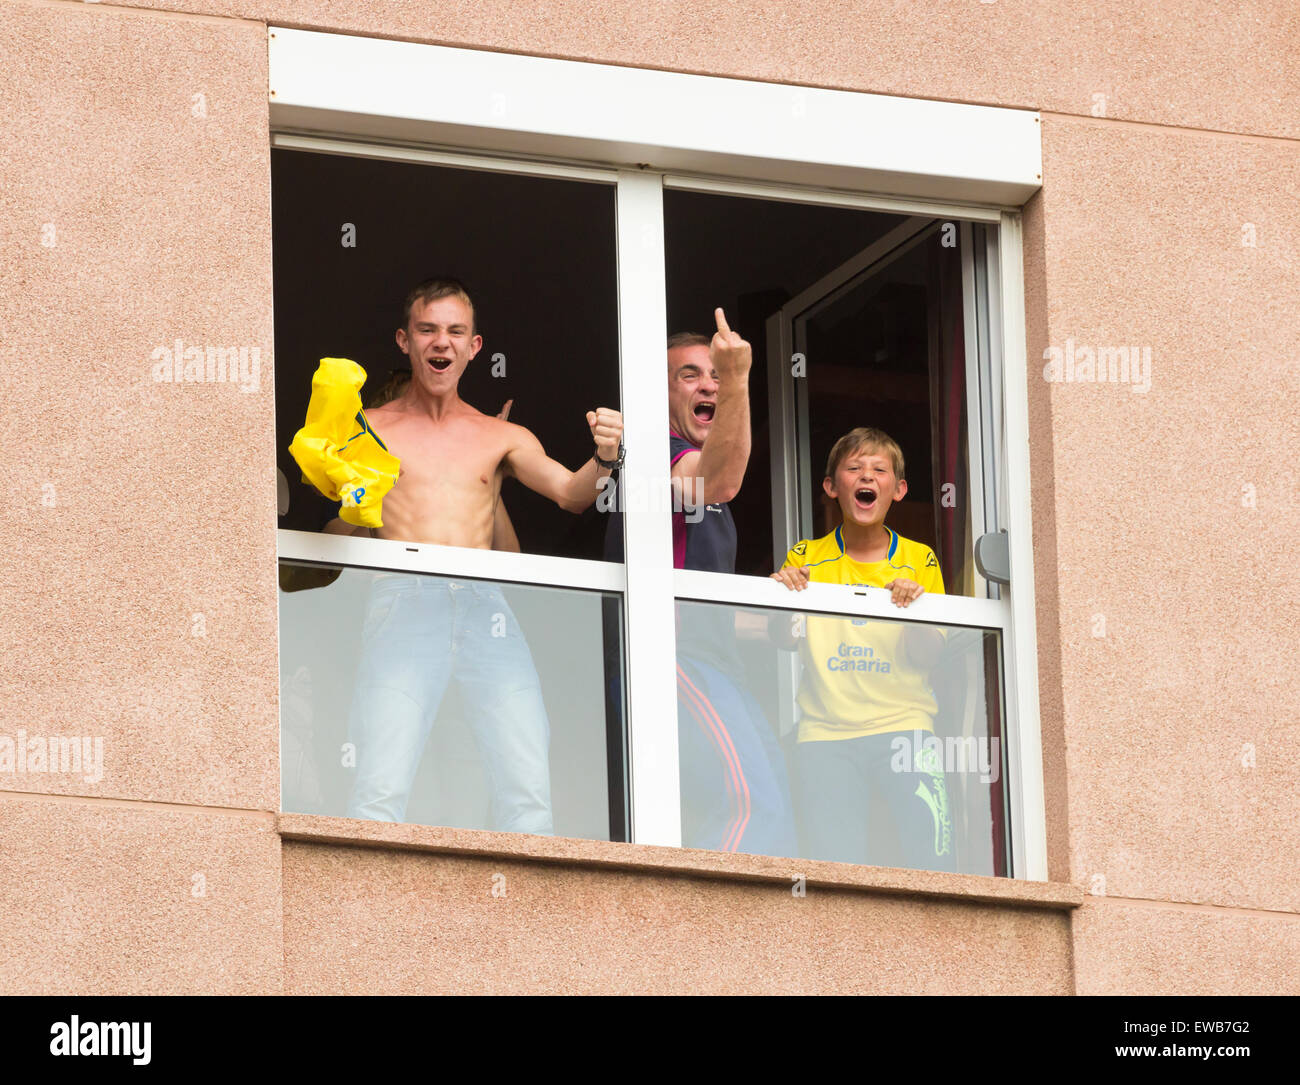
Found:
[674,308,752,508]
[503,408,623,514]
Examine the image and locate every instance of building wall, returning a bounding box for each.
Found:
[282,839,1073,995]
[3,0,1296,994]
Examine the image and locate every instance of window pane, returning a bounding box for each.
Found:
[280,562,626,840]
[663,188,910,579]
[663,190,978,598]
[797,224,974,594]
[272,149,621,562]
[674,598,1007,875]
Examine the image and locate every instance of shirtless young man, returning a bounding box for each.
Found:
[331,277,623,832]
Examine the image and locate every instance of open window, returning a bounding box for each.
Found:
[269,28,1045,878]
[272,145,620,562]
[663,182,1013,875]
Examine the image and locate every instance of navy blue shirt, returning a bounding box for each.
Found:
[602,431,738,571]
[603,431,743,681]
[668,432,737,573]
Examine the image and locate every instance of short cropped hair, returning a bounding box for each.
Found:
[667,332,711,351]
[401,277,478,335]
[825,427,906,482]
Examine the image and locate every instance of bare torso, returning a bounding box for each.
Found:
[365,399,519,549]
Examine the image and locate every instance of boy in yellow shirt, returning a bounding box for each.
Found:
[771,427,953,871]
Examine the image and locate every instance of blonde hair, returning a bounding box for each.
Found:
[824,427,906,481]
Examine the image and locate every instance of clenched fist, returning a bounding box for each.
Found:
[586,407,623,462]
[710,307,752,383]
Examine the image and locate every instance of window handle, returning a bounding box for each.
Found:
[974,530,1010,585]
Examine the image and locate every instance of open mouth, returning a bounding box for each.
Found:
[693,402,716,423]
[426,357,453,373]
[854,487,878,509]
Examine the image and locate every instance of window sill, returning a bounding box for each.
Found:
[276,814,1082,911]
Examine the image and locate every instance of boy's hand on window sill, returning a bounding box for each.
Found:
[884,577,925,608]
[770,566,810,592]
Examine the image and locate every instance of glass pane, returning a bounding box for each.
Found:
[279,562,625,841]
[674,598,1007,875]
[797,226,975,594]
[662,187,910,580]
[272,149,621,563]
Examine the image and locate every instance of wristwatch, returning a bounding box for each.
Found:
[595,442,625,470]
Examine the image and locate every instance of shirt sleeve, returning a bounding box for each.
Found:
[781,539,811,570]
[918,546,945,595]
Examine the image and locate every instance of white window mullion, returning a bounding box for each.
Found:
[276,528,625,593]
[672,569,1011,632]
[663,174,1005,223]
[615,171,681,848]
[959,222,989,599]
[269,133,617,183]
[996,211,1047,881]
[984,226,1006,537]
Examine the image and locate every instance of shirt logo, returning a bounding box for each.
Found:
[793,542,807,557]
[925,552,937,568]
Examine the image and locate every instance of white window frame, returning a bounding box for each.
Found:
[269,29,1046,878]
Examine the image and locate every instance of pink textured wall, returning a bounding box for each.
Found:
[0,798,282,994]
[1,0,278,811]
[1072,899,1300,995]
[84,0,1300,139]
[0,0,282,996]
[1028,113,1300,985]
[2,0,1296,993]
[283,840,1072,994]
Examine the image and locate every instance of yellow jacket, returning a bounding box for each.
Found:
[288,358,401,528]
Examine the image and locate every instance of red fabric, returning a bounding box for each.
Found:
[676,664,752,851]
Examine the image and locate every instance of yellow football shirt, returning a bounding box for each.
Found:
[288,357,401,529]
[781,524,946,742]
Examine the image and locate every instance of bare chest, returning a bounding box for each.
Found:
[370,412,508,492]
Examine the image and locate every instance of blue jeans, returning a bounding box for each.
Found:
[346,573,553,833]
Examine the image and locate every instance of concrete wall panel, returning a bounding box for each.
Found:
[1032,114,1300,913]
[283,840,1074,994]
[0,797,281,994]
[0,1,279,810]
